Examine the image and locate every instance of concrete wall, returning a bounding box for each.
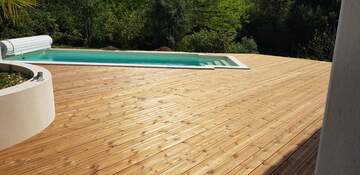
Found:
[315,0,360,174]
[0,62,55,151]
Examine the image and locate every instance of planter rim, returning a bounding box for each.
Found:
[0,61,51,96]
[0,61,55,151]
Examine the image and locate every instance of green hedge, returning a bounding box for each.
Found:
[177,30,258,53]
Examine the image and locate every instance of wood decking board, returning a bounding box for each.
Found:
[0,54,331,175]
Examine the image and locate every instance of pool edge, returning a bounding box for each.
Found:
[6,49,250,70]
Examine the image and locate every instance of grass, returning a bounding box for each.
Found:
[0,72,30,90]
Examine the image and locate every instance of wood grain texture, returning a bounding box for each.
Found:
[0,54,331,175]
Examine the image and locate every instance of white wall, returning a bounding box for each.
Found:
[0,62,55,151]
[315,0,360,174]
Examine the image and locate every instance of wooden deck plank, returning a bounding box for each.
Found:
[0,54,331,175]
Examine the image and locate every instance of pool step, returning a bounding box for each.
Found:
[206,62,215,66]
[205,60,230,66]
[220,60,231,66]
[214,61,223,66]
[203,60,232,67]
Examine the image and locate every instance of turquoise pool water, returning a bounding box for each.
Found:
[5,49,243,68]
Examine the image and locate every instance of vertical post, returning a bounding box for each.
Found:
[315,0,360,174]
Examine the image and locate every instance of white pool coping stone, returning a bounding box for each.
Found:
[9,48,250,70]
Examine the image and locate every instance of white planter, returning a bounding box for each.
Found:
[0,61,55,151]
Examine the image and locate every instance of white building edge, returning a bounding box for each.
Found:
[315,0,360,174]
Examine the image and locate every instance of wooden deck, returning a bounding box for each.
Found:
[0,54,331,175]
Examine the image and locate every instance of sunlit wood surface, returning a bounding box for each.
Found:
[0,54,331,175]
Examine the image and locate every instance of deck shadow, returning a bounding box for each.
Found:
[262,129,321,175]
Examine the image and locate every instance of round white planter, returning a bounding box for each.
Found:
[0,61,55,151]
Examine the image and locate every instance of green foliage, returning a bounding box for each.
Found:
[0,0,36,23]
[0,0,341,60]
[178,30,233,52]
[178,30,258,53]
[91,3,146,48]
[228,37,258,53]
[306,26,337,61]
[207,0,253,32]
[244,0,340,60]
[146,0,188,48]
[0,72,29,89]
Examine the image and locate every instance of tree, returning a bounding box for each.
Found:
[207,0,252,32]
[0,0,36,23]
[306,25,337,61]
[146,0,188,49]
[241,0,340,59]
[0,0,341,60]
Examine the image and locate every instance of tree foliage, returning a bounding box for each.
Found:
[243,0,340,60]
[0,0,36,23]
[178,30,257,53]
[0,0,341,61]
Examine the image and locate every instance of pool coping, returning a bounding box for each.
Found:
[4,48,250,70]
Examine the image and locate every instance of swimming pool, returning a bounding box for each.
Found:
[4,49,249,69]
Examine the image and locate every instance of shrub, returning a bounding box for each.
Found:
[227,37,258,53]
[0,72,30,90]
[177,30,258,53]
[306,26,337,61]
[177,30,231,52]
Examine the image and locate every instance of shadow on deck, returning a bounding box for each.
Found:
[265,129,321,175]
